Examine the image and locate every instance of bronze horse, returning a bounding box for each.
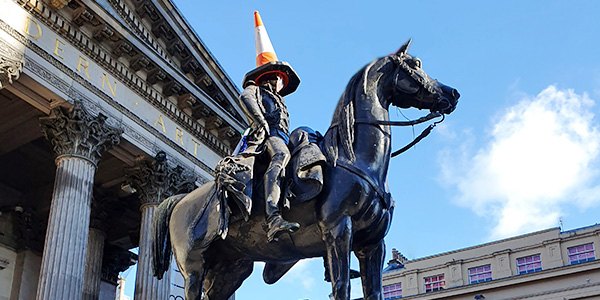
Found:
[152,40,459,300]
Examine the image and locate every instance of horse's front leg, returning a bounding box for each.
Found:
[321,216,352,300]
[355,240,385,300]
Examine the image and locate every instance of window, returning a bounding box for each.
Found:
[516,254,542,274]
[468,265,492,284]
[568,243,596,264]
[383,283,402,300]
[424,274,445,292]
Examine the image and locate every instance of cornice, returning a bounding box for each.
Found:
[10,0,244,153]
[0,37,211,182]
[149,0,243,114]
[80,0,246,126]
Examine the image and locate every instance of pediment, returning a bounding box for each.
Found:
[54,0,248,148]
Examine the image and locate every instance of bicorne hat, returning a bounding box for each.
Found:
[242,11,300,97]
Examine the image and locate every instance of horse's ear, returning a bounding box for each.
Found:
[395,39,412,56]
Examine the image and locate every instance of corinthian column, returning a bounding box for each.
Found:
[83,194,113,300]
[37,101,122,300]
[125,152,196,300]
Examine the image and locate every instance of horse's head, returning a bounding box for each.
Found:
[385,39,459,115]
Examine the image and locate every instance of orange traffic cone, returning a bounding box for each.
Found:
[243,11,300,97]
[254,11,278,67]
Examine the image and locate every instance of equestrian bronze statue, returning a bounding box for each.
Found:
[151,39,459,300]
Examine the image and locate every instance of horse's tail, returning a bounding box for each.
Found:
[152,193,187,279]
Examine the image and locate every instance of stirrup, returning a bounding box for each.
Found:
[267,216,300,242]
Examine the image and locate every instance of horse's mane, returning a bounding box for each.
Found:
[322,59,380,166]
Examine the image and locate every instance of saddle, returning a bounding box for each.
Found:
[284,127,327,204]
[208,127,326,237]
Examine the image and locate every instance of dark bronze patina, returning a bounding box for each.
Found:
[152,40,459,300]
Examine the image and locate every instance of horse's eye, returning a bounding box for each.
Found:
[414,59,422,68]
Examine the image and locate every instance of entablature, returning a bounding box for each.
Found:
[17,0,248,155]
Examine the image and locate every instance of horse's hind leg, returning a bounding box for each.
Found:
[176,251,205,300]
[184,270,204,300]
[204,258,253,300]
[321,216,352,300]
[355,240,385,300]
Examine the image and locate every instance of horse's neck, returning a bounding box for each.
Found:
[352,94,391,188]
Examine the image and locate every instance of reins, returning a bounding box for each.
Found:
[355,111,445,157]
[390,113,444,157]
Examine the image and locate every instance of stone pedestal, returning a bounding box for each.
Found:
[36,101,122,300]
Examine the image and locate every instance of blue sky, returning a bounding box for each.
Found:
[122,1,600,299]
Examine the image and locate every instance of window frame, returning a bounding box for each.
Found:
[568,243,596,265]
[516,254,542,275]
[424,274,445,293]
[468,264,492,284]
[383,283,402,300]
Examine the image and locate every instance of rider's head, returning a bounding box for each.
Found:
[258,73,284,93]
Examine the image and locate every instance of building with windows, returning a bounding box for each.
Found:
[0,0,245,299]
[382,224,600,300]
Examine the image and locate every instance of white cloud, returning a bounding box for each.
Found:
[281,258,317,290]
[440,85,600,239]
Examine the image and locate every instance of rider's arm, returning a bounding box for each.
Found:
[239,83,270,132]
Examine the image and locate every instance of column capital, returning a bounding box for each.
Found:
[101,246,138,283]
[125,151,197,206]
[39,101,123,166]
[0,44,23,89]
[90,192,120,232]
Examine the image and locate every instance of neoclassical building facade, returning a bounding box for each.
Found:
[0,0,247,299]
[383,224,600,300]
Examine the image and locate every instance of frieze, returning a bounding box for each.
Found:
[0,4,238,157]
[25,51,211,181]
[0,37,210,181]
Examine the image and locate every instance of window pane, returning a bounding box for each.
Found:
[533,255,540,261]
[586,244,594,251]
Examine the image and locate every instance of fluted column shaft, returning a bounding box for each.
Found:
[37,101,122,300]
[36,156,95,300]
[126,152,196,300]
[135,204,171,300]
[83,227,106,300]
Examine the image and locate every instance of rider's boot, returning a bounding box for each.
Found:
[265,165,299,242]
[266,211,299,242]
